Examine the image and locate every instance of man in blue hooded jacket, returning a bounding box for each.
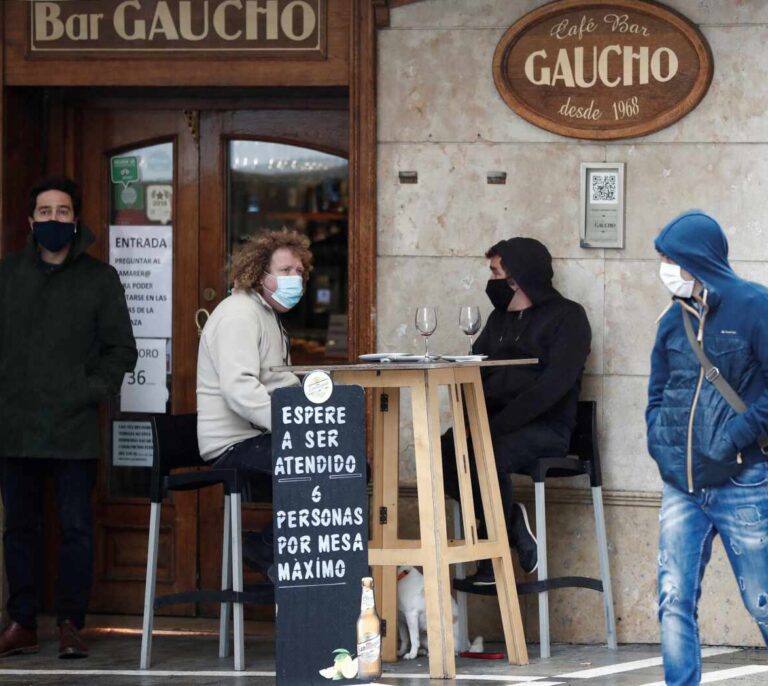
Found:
[647,211,768,686]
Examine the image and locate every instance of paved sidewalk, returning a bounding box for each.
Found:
[0,618,765,685]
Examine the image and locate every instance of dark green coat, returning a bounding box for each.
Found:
[0,226,137,459]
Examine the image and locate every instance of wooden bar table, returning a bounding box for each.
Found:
[273,358,536,678]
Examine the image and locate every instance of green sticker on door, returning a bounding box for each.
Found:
[111,156,139,185]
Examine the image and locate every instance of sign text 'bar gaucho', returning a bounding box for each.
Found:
[28,0,325,57]
[493,0,713,140]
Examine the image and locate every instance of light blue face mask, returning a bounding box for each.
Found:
[269,274,304,310]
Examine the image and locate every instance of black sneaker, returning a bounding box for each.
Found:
[464,559,495,586]
[510,503,538,574]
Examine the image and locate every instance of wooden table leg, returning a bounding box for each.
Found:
[372,387,400,662]
[411,370,456,678]
[462,369,528,666]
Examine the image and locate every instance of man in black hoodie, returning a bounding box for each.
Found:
[443,237,591,584]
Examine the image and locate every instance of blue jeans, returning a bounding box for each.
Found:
[0,458,97,630]
[658,461,768,685]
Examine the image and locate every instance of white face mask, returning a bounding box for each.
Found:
[659,262,695,298]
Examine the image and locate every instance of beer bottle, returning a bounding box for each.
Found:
[356,577,382,679]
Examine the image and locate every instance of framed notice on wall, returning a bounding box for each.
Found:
[580,162,625,249]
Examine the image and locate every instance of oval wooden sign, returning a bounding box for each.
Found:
[493,0,713,140]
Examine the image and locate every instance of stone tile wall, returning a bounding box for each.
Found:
[378,0,768,646]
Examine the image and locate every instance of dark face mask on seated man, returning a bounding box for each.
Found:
[485,278,516,311]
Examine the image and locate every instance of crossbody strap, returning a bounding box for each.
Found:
[680,304,768,454]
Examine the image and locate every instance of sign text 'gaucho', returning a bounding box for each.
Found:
[29,0,325,56]
[493,0,713,140]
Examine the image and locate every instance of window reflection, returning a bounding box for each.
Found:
[227,141,349,364]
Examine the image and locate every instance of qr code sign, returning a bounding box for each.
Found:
[590,172,618,204]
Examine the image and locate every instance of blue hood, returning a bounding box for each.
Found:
[654,211,738,289]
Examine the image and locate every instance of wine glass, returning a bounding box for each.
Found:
[459,306,482,355]
[415,306,437,360]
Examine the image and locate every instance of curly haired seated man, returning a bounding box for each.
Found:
[196,228,313,578]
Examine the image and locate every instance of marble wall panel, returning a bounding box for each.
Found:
[604,260,669,378]
[377,255,492,354]
[378,28,560,143]
[605,145,768,262]
[399,493,764,644]
[378,143,605,258]
[602,375,662,492]
[521,499,763,645]
[639,28,768,144]
[377,255,604,372]
[389,0,768,28]
[390,0,539,28]
[736,261,768,286]
[381,25,768,144]
[553,259,605,375]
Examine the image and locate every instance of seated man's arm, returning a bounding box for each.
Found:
[209,313,276,432]
[489,305,591,434]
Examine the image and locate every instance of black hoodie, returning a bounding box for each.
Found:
[474,238,591,435]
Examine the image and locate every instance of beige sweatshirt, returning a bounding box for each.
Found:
[196,289,299,461]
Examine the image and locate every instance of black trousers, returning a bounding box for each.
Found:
[0,457,97,630]
[441,421,571,541]
[214,434,274,540]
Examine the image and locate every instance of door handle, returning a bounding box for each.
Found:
[203,287,217,302]
[195,308,210,337]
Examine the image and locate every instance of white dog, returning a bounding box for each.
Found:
[396,565,468,660]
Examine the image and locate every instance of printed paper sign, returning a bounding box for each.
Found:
[113,421,154,468]
[109,225,172,338]
[120,338,168,413]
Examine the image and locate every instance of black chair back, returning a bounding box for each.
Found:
[150,413,203,501]
[569,400,602,486]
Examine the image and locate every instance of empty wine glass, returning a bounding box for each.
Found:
[459,306,482,354]
[415,306,437,360]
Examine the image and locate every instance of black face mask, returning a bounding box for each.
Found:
[32,220,76,253]
[485,278,516,311]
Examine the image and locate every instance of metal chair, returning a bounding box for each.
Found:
[139,413,273,671]
[454,400,617,658]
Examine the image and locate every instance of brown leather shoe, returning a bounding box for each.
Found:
[58,620,88,659]
[0,621,38,658]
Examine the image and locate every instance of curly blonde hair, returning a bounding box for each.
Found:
[231,228,313,291]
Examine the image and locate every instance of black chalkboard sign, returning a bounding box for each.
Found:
[272,383,369,686]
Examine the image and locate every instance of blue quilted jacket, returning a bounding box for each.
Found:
[646,211,768,493]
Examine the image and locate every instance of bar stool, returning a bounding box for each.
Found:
[140,413,274,671]
[455,401,617,659]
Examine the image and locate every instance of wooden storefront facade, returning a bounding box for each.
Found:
[0,0,420,622]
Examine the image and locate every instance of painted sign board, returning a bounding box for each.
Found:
[271,383,369,685]
[493,0,714,140]
[28,0,326,58]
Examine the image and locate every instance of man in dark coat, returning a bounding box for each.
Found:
[0,178,137,658]
[443,237,591,584]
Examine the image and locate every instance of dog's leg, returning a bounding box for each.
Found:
[397,612,409,657]
[404,611,420,660]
